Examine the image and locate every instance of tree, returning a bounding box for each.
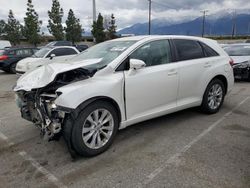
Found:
[5,10,22,45]
[65,9,82,44]
[103,15,109,31]
[107,14,117,39]
[0,20,6,36]
[48,0,64,40]
[23,0,42,45]
[91,13,106,43]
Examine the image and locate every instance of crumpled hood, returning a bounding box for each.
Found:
[231,56,250,64]
[14,58,102,92]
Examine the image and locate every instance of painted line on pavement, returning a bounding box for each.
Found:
[136,96,250,188]
[0,123,67,188]
[19,151,68,188]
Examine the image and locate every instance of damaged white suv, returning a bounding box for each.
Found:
[14,36,234,157]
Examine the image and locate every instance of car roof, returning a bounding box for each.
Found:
[8,47,38,50]
[113,35,215,43]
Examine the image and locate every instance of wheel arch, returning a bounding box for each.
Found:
[73,96,122,124]
[210,75,228,95]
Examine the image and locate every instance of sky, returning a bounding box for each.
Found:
[0,0,250,33]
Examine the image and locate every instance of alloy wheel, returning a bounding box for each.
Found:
[207,83,223,110]
[82,109,114,149]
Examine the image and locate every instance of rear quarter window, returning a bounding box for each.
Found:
[200,42,219,57]
[173,39,205,61]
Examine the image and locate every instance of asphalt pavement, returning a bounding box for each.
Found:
[0,71,249,188]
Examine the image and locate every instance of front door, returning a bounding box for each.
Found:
[124,39,179,122]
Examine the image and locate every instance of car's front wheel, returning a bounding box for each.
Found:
[71,101,119,157]
[201,79,225,114]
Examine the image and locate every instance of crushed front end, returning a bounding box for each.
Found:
[14,65,94,140]
[16,89,66,140]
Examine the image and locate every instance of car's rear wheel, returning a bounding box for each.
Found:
[201,79,225,114]
[71,101,119,157]
[9,63,17,74]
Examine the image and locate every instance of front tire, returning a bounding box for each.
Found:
[201,79,225,114]
[71,101,119,157]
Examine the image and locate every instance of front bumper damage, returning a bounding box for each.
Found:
[16,91,69,140]
[233,67,250,80]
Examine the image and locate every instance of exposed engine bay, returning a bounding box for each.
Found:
[15,68,94,140]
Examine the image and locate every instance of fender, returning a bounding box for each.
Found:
[55,72,126,122]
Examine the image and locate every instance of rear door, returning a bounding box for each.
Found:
[125,39,179,122]
[172,39,216,107]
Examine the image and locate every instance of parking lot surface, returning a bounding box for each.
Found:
[0,71,249,188]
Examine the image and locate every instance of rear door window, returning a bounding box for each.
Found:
[173,39,205,61]
[23,49,33,56]
[16,49,33,56]
[48,48,77,57]
[16,50,23,56]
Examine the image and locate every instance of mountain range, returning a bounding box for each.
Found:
[119,11,250,36]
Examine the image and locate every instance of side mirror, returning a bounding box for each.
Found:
[130,59,146,70]
[50,54,56,59]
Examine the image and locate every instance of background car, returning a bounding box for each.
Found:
[46,40,72,47]
[0,47,38,73]
[0,40,11,49]
[224,44,250,81]
[16,46,80,73]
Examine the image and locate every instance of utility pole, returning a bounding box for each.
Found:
[248,22,250,36]
[231,10,237,38]
[92,0,96,42]
[93,0,96,23]
[201,10,208,37]
[148,0,152,35]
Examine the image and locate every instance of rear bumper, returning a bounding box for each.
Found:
[0,61,10,70]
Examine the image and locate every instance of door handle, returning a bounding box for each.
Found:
[204,62,212,68]
[168,69,177,76]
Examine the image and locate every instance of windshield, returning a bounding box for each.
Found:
[72,40,136,68]
[224,45,250,56]
[32,48,51,58]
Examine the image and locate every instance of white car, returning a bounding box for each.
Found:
[0,40,11,49]
[14,35,234,157]
[16,46,80,73]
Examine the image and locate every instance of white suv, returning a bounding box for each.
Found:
[14,36,234,157]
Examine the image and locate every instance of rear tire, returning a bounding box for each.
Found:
[70,101,119,157]
[9,63,17,74]
[200,79,225,114]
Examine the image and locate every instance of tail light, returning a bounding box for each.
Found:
[0,55,8,61]
[229,58,234,67]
